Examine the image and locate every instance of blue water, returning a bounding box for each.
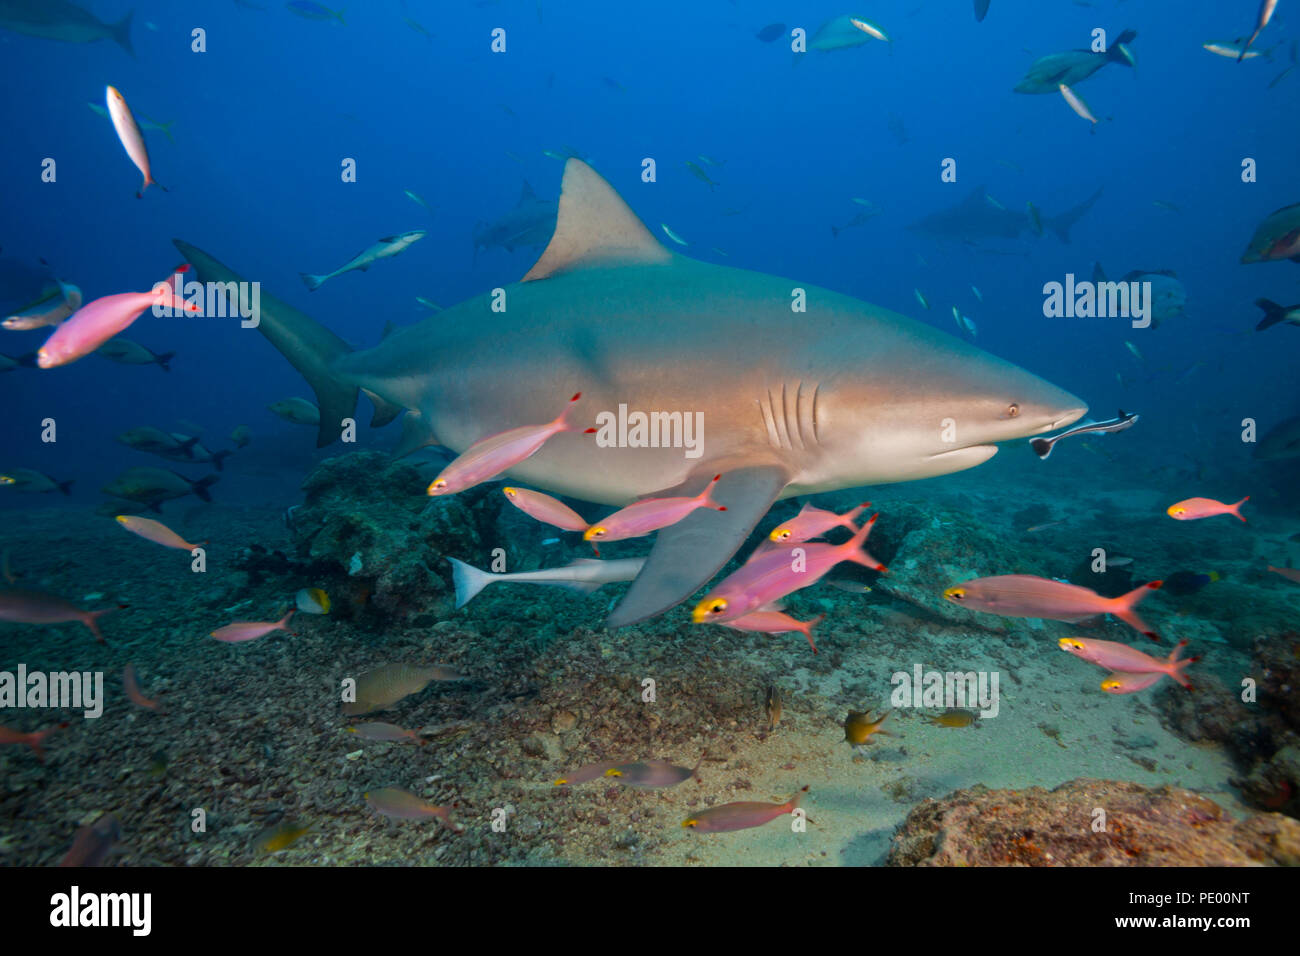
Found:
[2,0,1297,500]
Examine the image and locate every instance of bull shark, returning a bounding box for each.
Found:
[909,185,1102,244]
[472,181,557,260]
[174,159,1086,628]
[0,0,133,55]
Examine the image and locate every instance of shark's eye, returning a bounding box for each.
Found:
[1007,403,1020,418]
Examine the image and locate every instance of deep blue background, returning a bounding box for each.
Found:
[1,0,1297,509]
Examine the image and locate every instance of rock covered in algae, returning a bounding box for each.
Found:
[289,451,502,618]
[887,777,1300,866]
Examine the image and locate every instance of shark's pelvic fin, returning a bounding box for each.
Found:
[605,465,790,628]
[393,409,441,458]
[173,239,357,448]
[522,159,672,282]
[364,388,404,428]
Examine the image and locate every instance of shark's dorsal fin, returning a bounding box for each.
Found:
[519,180,536,204]
[522,159,671,282]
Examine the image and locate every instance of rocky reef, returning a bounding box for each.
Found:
[887,778,1300,866]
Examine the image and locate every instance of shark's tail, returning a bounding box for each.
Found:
[174,240,358,448]
[155,350,176,371]
[300,273,326,292]
[112,10,135,58]
[1047,187,1103,244]
[1108,29,1137,66]
[447,557,494,609]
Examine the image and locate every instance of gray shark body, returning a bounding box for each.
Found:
[909,185,1103,244]
[175,160,1085,627]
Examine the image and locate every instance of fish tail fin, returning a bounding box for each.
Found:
[1169,641,1196,689]
[28,723,65,762]
[279,609,296,631]
[446,557,492,609]
[175,240,358,448]
[697,474,727,511]
[553,391,583,431]
[1108,29,1137,64]
[1047,187,1103,244]
[335,8,347,25]
[155,350,176,371]
[1239,29,1261,62]
[1111,579,1162,643]
[210,450,232,472]
[787,784,811,812]
[299,273,325,292]
[1255,298,1287,330]
[84,607,118,644]
[844,513,886,571]
[57,480,74,496]
[112,10,135,58]
[178,435,200,454]
[802,614,825,654]
[190,474,218,503]
[1231,496,1250,522]
[842,502,871,526]
[1029,436,1054,460]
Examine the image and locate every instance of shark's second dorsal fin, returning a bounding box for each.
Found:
[522,159,671,282]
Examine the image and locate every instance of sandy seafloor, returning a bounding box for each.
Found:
[0,447,1295,867]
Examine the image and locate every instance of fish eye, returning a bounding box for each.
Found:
[503,488,516,498]
[709,600,727,615]
[590,527,606,538]
[682,819,698,828]
[1007,403,1020,418]
[946,588,964,601]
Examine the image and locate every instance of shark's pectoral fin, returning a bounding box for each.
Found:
[393,410,440,458]
[605,465,790,628]
[364,389,404,428]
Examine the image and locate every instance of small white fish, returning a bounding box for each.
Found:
[1124,340,1143,361]
[914,288,929,310]
[1058,83,1098,126]
[952,307,977,337]
[106,86,164,197]
[849,17,890,42]
[1203,41,1262,59]
[971,285,983,302]
[660,223,689,247]
[300,231,426,291]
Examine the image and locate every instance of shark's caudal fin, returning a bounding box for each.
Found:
[1107,29,1137,66]
[522,159,672,282]
[1255,299,1289,331]
[173,240,358,447]
[1047,187,1103,243]
[606,465,789,628]
[112,11,135,58]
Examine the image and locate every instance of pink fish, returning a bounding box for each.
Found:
[364,787,462,831]
[682,785,809,832]
[0,721,68,762]
[123,663,166,712]
[943,576,1164,643]
[115,515,204,550]
[210,610,294,643]
[692,515,885,624]
[1100,671,1171,695]
[1268,565,1300,584]
[721,610,825,653]
[3,283,82,331]
[502,486,588,532]
[428,392,582,496]
[59,814,122,867]
[768,501,869,543]
[554,762,621,786]
[0,588,117,643]
[37,283,199,369]
[1166,496,1248,522]
[107,85,165,197]
[584,474,726,546]
[1059,637,1197,690]
[605,755,704,789]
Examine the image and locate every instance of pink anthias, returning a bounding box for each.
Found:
[682,786,809,832]
[721,610,825,654]
[1166,496,1249,523]
[115,515,205,551]
[0,722,68,762]
[364,788,462,831]
[502,486,589,532]
[584,474,726,547]
[692,514,885,625]
[944,575,1164,643]
[210,610,295,643]
[37,271,198,369]
[123,664,167,712]
[0,589,118,643]
[768,502,870,543]
[427,392,583,496]
[1268,565,1300,584]
[1059,637,1197,691]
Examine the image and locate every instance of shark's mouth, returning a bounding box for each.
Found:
[926,443,998,463]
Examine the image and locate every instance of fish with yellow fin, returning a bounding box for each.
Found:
[843,709,893,746]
